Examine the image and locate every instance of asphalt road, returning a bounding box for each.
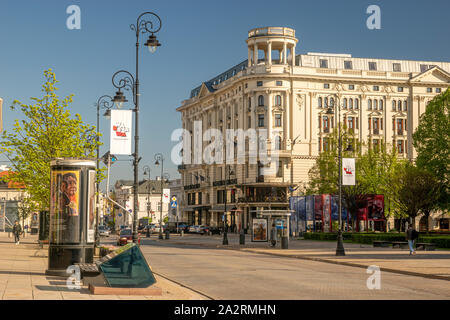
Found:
[130,239,450,300]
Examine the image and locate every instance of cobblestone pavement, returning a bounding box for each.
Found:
[0,232,207,300]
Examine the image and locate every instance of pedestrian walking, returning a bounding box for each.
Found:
[270,223,277,247]
[406,224,419,255]
[12,221,22,245]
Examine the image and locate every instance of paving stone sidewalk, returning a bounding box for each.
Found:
[150,233,450,281]
[0,232,207,300]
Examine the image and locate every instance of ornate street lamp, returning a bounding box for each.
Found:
[107,12,162,244]
[325,94,353,256]
[154,153,169,240]
[94,95,114,247]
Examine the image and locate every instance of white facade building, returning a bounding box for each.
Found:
[177,27,450,232]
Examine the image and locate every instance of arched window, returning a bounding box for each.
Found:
[324,97,329,107]
[275,136,282,150]
[398,100,402,112]
[343,98,348,109]
[374,99,378,110]
[318,97,323,108]
[392,100,396,111]
[248,97,251,109]
[258,95,264,106]
[275,95,282,106]
[349,98,353,109]
[355,98,359,109]
[380,100,384,110]
[368,99,372,110]
[330,97,334,107]
[404,100,408,111]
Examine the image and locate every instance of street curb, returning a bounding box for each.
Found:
[155,239,450,282]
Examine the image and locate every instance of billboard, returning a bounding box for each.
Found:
[306,196,314,221]
[252,218,268,242]
[314,195,323,221]
[322,194,331,232]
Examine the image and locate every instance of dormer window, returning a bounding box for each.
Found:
[320,59,328,68]
[369,62,377,71]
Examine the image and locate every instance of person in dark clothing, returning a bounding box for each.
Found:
[12,221,22,245]
[406,224,419,255]
[270,223,277,247]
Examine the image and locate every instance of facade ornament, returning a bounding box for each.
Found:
[296,94,304,111]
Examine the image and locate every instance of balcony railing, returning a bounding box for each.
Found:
[373,128,379,135]
[238,195,287,203]
[397,130,404,136]
[184,184,200,190]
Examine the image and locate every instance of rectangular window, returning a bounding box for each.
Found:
[369,62,377,71]
[373,86,379,91]
[348,84,355,90]
[393,63,401,72]
[356,117,359,129]
[275,114,282,127]
[348,117,354,129]
[344,61,353,70]
[397,140,404,154]
[318,137,322,152]
[324,83,330,89]
[420,64,429,73]
[276,161,283,177]
[427,88,432,93]
[276,81,283,86]
[257,81,263,87]
[258,114,264,127]
[320,59,328,68]
[398,87,404,92]
[380,118,383,130]
[436,88,442,93]
[248,116,251,129]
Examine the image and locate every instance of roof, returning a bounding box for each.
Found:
[115,179,169,194]
[0,171,26,189]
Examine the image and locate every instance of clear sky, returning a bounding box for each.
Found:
[0,0,449,191]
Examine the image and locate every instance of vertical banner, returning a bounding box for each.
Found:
[110,109,132,155]
[87,170,96,243]
[342,158,356,185]
[162,189,171,203]
[323,194,331,232]
[298,196,306,233]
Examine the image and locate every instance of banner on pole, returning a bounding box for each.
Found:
[162,189,170,203]
[110,110,132,155]
[342,158,356,186]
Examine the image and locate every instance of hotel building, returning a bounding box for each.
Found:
[176,27,450,232]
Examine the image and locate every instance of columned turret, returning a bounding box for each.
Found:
[246,27,298,68]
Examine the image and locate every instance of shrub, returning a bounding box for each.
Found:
[418,236,450,248]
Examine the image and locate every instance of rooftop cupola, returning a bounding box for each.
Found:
[246,27,298,68]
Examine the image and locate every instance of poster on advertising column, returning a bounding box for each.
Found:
[86,170,96,243]
[342,158,356,186]
[50,170,80,244]
[162,189,171,203]
[110,109,132,155]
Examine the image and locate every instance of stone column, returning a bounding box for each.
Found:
[291,44,296,68]
[267,92,273,142]
[267,42,272,66]
[283,42,287,65]
[248,45,252,67]
[253,43,258,66]
[285,90,290,144]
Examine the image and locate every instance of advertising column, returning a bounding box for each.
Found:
[46,158,96,276]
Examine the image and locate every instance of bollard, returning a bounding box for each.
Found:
[240,230,245,245]
[165,230,170,240]
[180,230,184,237]
[281,236,289,249]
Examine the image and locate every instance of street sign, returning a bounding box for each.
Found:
[170,196,177,208]
[101,151,117,166]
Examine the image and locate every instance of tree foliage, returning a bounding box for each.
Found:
[413,87,450,212]
[0,69,101,211]
[395,164,441,226]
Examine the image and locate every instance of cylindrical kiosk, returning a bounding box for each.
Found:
[46,158,97,276]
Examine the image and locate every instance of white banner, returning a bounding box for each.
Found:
[162,189,170,203]
[110,110,132,155]
[342,158,356,186]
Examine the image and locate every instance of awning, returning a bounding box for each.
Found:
[210,205,237,212]
[250,209,293,217]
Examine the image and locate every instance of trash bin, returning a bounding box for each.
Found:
[240,230,245,245]
[165,230,170,240]
[180,230,184,237]
[281,236,289,249]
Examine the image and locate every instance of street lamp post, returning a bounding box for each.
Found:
[326,94,352,256]
[111,12,162,244]
[154,153,169,240]
[95,95,114,247]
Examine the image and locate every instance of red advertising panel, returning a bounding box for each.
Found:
[314,195,323,221]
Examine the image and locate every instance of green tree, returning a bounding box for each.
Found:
[0,69,101,211]
[413,88,450,212]
[396,164,441,228]
[17,196,38,235]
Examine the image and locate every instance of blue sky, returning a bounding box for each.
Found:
[0,0,449,191]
